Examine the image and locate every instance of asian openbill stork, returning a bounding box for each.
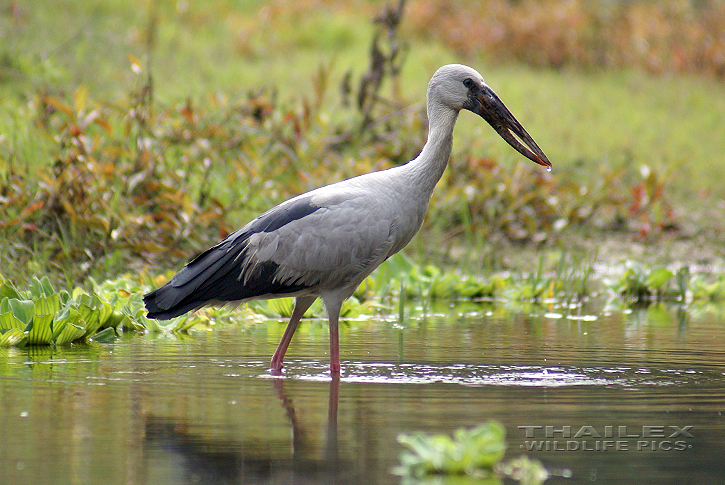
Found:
[144,64,552,375]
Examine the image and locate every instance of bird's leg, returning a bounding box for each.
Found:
[324,300,343,376]
[270,296,316,374]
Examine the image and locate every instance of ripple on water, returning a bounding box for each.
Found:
[260,361,695,388]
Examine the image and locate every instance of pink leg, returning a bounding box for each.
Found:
[325,300,343,376]
[270,296,316,374]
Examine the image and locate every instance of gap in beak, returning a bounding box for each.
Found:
[509,128,528,151]
[507,127,537,158]
[507,127,551,170]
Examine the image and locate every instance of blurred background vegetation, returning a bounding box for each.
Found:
[1,0,725,289]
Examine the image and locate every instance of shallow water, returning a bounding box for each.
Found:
[0,300,723,485]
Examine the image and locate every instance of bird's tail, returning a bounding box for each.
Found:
[143,289,205,320]
[144,229,312,320]
[143,237,246,320]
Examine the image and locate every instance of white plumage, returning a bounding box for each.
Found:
[144,64,551,375]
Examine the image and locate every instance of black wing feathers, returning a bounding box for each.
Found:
[144,196,321,320]
[249,197,319,233]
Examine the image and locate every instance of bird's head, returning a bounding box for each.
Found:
[429,64,552,169]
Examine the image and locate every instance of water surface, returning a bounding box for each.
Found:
[0,301,723,484]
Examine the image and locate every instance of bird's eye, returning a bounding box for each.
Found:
[463,78,474,89]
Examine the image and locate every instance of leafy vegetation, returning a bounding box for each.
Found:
[0,274,205,348]
[394,421,550,484]
[5,250,724,348]
[1,7,722,485]
[0,276,129,347]
[605,261,725,305]
[0,71,684,287]
[1,0,724,319]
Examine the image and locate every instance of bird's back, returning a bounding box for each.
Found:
[143,168,420,319]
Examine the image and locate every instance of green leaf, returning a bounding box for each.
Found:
[170,316,199,333]
[104,310,127,329]
[429,272,460,299]
[78,303,102,337]
[27,313,54,344]
[0,280,22,300]
[248,298,295,318]
[0,328,27,347]
[28,277,44,298]
[51,306,82,341]
[34,294,61,322]
[497,455,548,485]
[89,327,116,343]
[144,316,163,333]
[30,294,62,345]
[395,422,507,478]
[0,312,25,331]
[97,298,113,328]
[119,307,146,331]
[55,322,86,345]
[339,297,361,318]
[647,268,674,290]
[8,299,35,325]
[29,276,55,298]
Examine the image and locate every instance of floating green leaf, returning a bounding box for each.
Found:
[0,311,26,332]
[89,327,116,343]
[7,299,34,326]
[395,421,507,478]
[0,281,22,300]
[248,298,295,318]
[35,293,61,317]
[55,322,86,345]
[495,455,549,485]
[647,268,674,291]
[27,313,53,345]
[169,316,198,333]
[0,328,27,347]
[28,276,55,299]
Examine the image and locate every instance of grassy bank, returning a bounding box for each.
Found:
[1,0,725,289]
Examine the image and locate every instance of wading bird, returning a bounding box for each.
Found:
[144,64,551,375]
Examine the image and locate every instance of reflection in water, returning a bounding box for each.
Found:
[144,378,348,484]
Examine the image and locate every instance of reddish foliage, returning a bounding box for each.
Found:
[405,0,725,78]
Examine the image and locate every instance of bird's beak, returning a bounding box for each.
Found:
[469,87,552,169]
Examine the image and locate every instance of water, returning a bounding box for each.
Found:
[0,300,723,485]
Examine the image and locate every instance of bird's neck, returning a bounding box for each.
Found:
[406,105,459,196]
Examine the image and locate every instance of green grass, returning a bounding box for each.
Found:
[5,1,725,197]
[2,1,725,289]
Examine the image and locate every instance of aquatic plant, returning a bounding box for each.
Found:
[394,421,549,484]
[0,276,130,347]
[247,295,366,319]
[602,261,725,307]
[395,421,507,477]
[0,274,210,347]
[4,254,725,349]
[605,261,676,302]
[689,274,725,302]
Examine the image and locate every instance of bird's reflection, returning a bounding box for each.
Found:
[144,377,351,484]
[271,376,340,470]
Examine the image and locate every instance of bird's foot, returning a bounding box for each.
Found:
[270,358,284,376]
